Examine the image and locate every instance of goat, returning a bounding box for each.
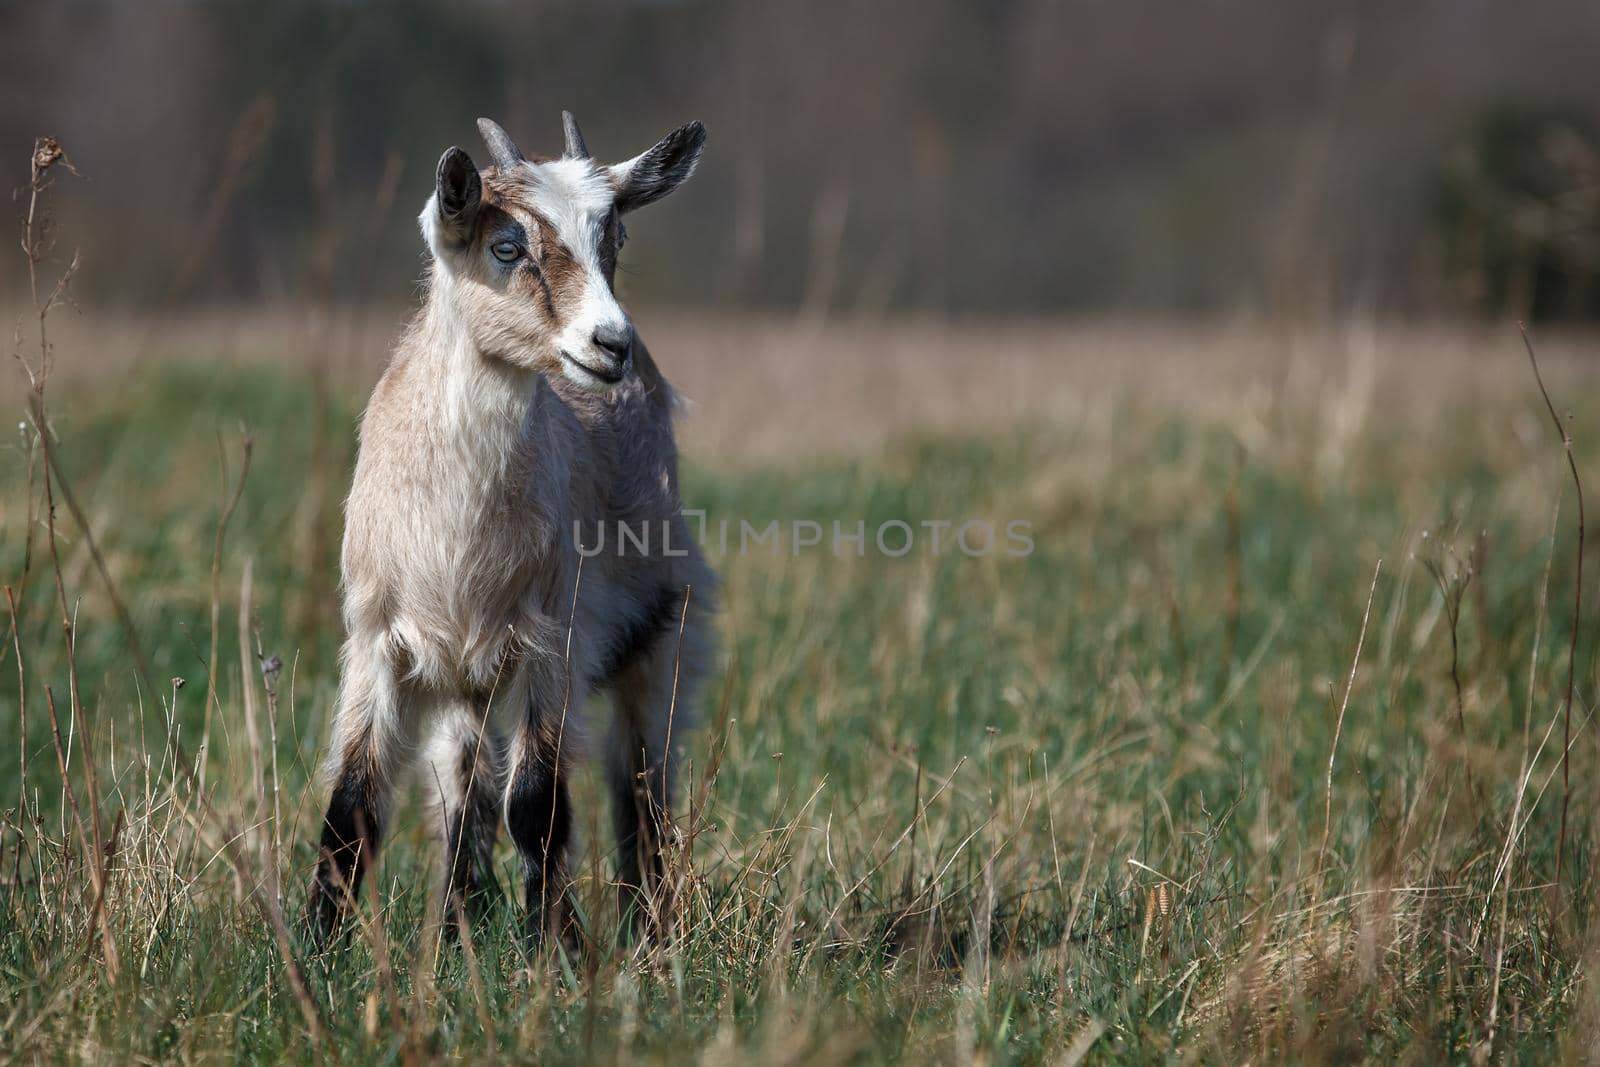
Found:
[308,113,715,948]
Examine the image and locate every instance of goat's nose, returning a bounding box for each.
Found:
[592,324,633,364]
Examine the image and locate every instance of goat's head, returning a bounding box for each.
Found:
[420,113,705,390]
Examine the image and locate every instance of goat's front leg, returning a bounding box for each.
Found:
[425,699,505,930]
[504,667,580,946]
[308,636,414,950]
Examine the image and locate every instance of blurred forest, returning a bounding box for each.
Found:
[4,0,1600,318]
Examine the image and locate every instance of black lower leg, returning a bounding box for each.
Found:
[443,780,502,925]
[309,769,382,948]
[506,741,572,943]
[611,742,671,931]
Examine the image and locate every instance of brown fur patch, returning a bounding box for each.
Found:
[531,216,586,327]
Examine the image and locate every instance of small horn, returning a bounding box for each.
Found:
[476,118,524,169]
[562,110,590,159]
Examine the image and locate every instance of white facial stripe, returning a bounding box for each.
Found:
[525,158,613,276]
[501,159,630,390]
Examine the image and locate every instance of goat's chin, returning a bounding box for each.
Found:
[562,371,610,392]
[557,361,620,393]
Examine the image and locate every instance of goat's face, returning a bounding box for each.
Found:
[421,114,705,390]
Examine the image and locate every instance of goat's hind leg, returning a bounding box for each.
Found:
[426,699,505,931]
[308,637,414,949]
[606,597,713,936]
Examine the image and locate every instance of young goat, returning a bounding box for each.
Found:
[308,114,715,947]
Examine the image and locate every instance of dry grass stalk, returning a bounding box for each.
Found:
[1420,535,1476,801]
[199,433,253,795]
[1480,496,1563,1061]
[647,581,695,944]
[7,585,30,831]
[17,145,121,984]
[41,685,119,981]
[1519,324,1585,892]
[16,140,155,698]
[1316,558,1382,893]
[238,557,267,830]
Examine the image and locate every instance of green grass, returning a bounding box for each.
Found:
[2,358,1596,1063]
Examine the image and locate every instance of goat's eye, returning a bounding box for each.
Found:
[491,241,522,263]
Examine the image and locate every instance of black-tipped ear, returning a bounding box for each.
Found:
[610,121,706,213]
[435,147,482,246]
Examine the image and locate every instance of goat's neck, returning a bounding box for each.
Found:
[416,294,548,477]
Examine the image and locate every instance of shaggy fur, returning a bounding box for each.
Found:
[309,116,714,947]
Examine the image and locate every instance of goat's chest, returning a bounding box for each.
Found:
[344,420,576,686]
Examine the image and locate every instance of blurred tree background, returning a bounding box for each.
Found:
[5,0,1600,319]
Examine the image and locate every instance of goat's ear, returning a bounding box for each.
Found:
[432,147,482,248]
[610,121,706,214]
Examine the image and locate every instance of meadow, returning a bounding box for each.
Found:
[1,305,1598,1064]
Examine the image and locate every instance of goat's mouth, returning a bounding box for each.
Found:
[559,350,627,387]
